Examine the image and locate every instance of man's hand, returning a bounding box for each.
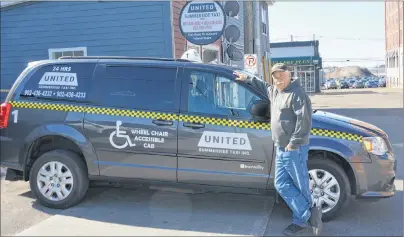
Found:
[233,71,248,81]
[285,143,297,151]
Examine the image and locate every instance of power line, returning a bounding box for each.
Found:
[322,58,385,62]
[271,35,385,42]
[316,36,384,41]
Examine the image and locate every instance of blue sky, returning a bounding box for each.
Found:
[268,1,385,68]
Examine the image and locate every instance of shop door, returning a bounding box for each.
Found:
[305,71,315,92]
[299,71,315,93]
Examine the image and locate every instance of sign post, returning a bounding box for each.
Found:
[179,1,226,45]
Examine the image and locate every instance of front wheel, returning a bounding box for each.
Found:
[307,157,351,222]
[29,149,89,209]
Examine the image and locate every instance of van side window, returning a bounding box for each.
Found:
[187,71,260,117]
[20,63,95,102]
[90,65,178,112]
[188,71,227,116]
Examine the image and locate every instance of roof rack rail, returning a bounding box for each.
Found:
[57,56,192,62]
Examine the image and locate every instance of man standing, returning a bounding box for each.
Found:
[234,63,322,236]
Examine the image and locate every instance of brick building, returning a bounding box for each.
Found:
[385,0,404,89]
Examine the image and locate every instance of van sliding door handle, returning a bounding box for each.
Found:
[183,122,205,129]
[152,120,173,126]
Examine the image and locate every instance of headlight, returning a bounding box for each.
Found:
[362,136,388,155]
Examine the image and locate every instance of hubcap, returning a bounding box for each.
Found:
[37,161,74,201]
[309,169,341,214]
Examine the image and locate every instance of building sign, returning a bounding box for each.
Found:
[270,56,322,67]
[179,1,226,45]
[244,54,258,74]
[271,59,312,66]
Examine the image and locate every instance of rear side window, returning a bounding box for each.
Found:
[20,63,95,102]
[90,65,179,112]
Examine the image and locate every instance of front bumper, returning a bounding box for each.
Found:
[353,151,396,199]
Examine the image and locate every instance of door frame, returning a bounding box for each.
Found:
[176,66,274,189]
[177,66,274,162]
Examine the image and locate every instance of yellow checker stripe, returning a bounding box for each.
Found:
[10,101,178,120]
[11,101,87,112]
[10,100,362,143]
[179,114,271,131]
[311,128,363,143]
[84,107,178,120]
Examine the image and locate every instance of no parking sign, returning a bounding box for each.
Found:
[244,54,257,74]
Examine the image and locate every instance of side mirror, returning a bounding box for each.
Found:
[249,100,270,121]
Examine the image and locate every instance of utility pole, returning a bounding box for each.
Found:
[254,0,262,78]
[398,0,400,88]
[244,1,254,54]
[400,0,403,88]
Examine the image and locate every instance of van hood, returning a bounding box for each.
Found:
[312,110,388,139]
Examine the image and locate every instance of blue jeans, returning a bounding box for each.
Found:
[274,144,312,227]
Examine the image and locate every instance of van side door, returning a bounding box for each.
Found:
[83,62,181,182]
[177,68,274,189]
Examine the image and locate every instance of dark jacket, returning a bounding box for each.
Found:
[246,76,312,149]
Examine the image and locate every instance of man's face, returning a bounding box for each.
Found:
[272,71,291,90]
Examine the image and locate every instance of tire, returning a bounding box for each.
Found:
[307,156,351,222]
[29,149,89,209]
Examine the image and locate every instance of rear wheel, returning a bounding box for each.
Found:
[307,157,351,222]
[29,149,89,209]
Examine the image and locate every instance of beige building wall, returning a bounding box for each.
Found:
[385,0,403,88]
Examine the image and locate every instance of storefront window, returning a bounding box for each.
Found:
[186,43,220,64]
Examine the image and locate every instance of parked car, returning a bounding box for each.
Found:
[0,56,396,222]
[326,80,338,89]
[348,79,357,88]
[352,81,365,88]
[378,79,386,87]
[365,81,378,88]
[338,80,350,89]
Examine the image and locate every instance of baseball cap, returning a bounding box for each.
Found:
[271,63,289,75]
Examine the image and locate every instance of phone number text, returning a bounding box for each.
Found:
[24,90,86,99]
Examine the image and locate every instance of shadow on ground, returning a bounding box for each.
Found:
[17,187,112,216]
[266,191,403,236]
[21,185,274,235]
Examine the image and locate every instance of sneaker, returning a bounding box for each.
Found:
[309,206,323,236]
[283,223,307,236]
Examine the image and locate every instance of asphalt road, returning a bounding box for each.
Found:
[1,88,403,236]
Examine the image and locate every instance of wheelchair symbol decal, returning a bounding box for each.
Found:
[109,120,136,149]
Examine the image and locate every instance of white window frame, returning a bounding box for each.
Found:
[261,5,268,35]
[48,47,88,59]
[185,42,221,63]
[186,42,201,55]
